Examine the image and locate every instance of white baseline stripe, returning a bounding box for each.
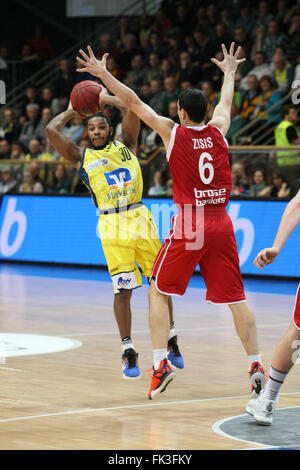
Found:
[0,392,299,424]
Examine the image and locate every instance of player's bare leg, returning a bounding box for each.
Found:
[246,322,300,424]
[167,296,184,369]
[147,280,176,399]
[229,301,267,397]
[114,290,141,379]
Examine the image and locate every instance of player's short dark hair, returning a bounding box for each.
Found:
[87,112,112,129]
[178,88,207,123]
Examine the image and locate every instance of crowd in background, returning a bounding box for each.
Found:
[1,0,300,199]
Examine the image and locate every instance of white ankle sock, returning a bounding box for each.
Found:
[153,349,167,370]
[263,366,287,401]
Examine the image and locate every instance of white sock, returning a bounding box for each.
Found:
[122,336,135,353]
[263,366,287,401]
[153,348,167,370]
[169,321,176,340]
[248,354,262,370]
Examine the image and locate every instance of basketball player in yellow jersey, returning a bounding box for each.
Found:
[46,87,184,379]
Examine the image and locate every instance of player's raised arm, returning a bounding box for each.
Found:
[45,102,83,169]
[76,46,174,149]
[254,189,300,270]
[208,43,246,136]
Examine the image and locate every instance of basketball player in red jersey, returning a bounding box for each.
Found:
[77,43,267,400]
[246,188,300,425]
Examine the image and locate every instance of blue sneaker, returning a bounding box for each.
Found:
[122,348,141,380]
[167,335,184,369]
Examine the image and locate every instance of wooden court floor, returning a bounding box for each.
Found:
[0,268,298,450]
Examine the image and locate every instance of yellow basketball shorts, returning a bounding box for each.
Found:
[98,204,161,294]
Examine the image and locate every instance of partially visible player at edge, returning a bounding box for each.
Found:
[45,87,184,381]
[76,43,266,399]
[246,188,300,425]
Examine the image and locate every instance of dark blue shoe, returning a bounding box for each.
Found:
[167,335,184,369]
[122,348,141,380]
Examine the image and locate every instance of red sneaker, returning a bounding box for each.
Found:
[249,362,268,398]
[147,359,176,400]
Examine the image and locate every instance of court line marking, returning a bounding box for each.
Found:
[0,392,299,425]
[60,323,290,338]
[212,405,300,449]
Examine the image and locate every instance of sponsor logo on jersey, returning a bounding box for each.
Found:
[117,277,132,286]
[104,168,132,190]
[87,158,109,172]
[194,187,227,206]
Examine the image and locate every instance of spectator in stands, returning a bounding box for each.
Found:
[148,79,164,113]
[40,86,60,116]
[231,171,249,196]
[145,32,168,63]
[233,27,251,56]
[96,33,119,61]
[20,44,40,79]
[138,15,152,45]
[226,104,247,145]
[19,103,40,150]
[236,6,257,38]
[0,139,11,159]
[240,75,260,121]
[21,86,40,116]
[25,138,43,161]
[118,34,141,72]
[205,4,217,36]
[161,76,180,116]
[274,105,300,184]
[286,14,300,62]
[250,26,267,60]
[54,58,76,111]
[148,169,166,196]
[201,81,218,121]
[106,56,124,82]
[263,20,286,61]
[0,108,21,143]
[28,26,53,62]
[167,101,180,124]
[153,8,172,40]
[47,163,71,194]
[231,162,250,193]
[0,166,17,194]
[146,53,161,83]
[192,30,214,69]
[139,124,162,159]
[19,167,43,194]
[240,51,272,90]
[253,75,282,124]
[139,83,152,104]
[256,1,274,27]
[259,172,290,198]
[272,53,294,95]
[10,141,25,160]
[175,51,201,86]
[249,168,268,196]
[276,0,289,28]
[62,116,85,144]
[159,58,176,81]
[34,107,53,146]
[124,54,148,93]
[234,47,254,89]
[29,161,45,189]
[166,33,182,67]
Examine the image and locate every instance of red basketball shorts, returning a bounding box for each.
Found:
[293,284,300,329]
[151,207,246,304]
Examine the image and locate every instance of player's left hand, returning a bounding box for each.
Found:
[76,46,109,77]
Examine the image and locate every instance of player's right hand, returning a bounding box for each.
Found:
[254,247,280,270]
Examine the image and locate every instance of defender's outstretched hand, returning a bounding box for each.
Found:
[76,46,108,77]
[254,247,280,270]
[211,42,246,74]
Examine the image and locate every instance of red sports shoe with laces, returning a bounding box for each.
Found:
[249,362,268,398]
[148,359,176,400]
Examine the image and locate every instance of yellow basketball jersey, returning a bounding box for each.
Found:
[79,140,143,211]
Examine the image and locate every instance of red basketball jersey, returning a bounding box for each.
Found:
[167,124,231,208]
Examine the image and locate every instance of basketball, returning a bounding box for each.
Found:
[70,80,101,117]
